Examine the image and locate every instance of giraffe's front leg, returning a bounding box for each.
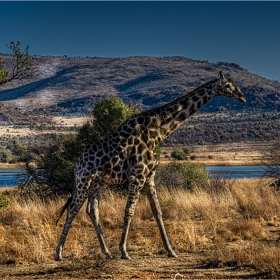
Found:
[119,175,144,260]
[146,173,177,258]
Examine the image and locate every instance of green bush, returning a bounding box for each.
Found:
[1,151,12,163]
[183,147,192,156]
[156,161,208,191]
[0,194,11,210]
[171,149,188,160]
[9,158,18,164]
[7,140,28,160]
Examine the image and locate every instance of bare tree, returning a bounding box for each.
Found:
[0,40,38,86]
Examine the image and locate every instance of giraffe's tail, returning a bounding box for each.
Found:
[56,196,73,225]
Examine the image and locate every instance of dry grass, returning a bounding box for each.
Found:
[1,178,280,276]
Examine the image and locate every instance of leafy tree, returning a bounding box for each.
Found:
[21,97,139,197]
[0,40,38,86]
[77,96,139,145]
[91,96,139,140]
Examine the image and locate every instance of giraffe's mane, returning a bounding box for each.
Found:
[137,78,218,116]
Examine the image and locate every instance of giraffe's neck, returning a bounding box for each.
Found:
[145,79,218,144]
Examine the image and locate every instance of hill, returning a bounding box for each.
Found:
[0,55,279,145]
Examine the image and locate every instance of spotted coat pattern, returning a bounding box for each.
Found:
[55,71,246,260]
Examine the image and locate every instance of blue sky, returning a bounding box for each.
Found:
[0,1,279,81]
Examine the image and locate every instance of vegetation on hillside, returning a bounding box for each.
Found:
[163,110,280,145]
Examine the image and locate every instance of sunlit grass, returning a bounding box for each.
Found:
[0,178,280,276]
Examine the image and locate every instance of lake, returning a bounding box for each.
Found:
[206,165,266,179]
[0,169,26,187]
[0,166,270,187]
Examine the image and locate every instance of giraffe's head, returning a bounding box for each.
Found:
[215,71,246,103]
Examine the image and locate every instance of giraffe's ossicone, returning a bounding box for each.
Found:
[55,71,246,260]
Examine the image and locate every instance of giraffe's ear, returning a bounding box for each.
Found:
[219,71,225,80]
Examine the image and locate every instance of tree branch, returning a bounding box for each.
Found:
[0,40,39,86]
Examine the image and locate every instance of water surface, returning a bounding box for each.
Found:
[0,166,270,187]
[206,165,266,179]
[0,169,25,187]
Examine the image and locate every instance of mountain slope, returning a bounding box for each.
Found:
[0,55,279,144]
[1,55,279,111]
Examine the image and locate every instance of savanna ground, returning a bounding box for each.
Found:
[1,177,280,279]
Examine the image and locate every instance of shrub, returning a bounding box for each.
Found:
[171,149,188,160]
[0,194,11,210]
[183,147,192,155]
[0,151,12,163]
[156,161,208,191]
[7,140,28,159]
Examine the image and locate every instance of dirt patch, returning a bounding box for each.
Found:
[0,163,23,170]
[52,116,89,127]
[0,249,261,279]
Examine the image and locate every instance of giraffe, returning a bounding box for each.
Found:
[55,71,246,261]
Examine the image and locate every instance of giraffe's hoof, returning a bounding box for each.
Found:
[168,251,178,258]
[121,254,131,260]
[106,253,114,260]
[55,246,63,261]
[55,255,63,261]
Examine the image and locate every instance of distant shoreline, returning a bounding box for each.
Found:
[0,160,263,170]
[0,163,24,170]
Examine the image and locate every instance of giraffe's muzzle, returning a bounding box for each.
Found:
[238,96,246,103]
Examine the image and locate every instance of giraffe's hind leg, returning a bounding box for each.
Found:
[55,191,87,261]
[146,174,177,258]
[119,174,145,260]
[87,185,113,259]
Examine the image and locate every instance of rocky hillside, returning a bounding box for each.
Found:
[0,55,279,145]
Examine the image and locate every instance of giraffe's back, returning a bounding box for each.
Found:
[74,116,158,188]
